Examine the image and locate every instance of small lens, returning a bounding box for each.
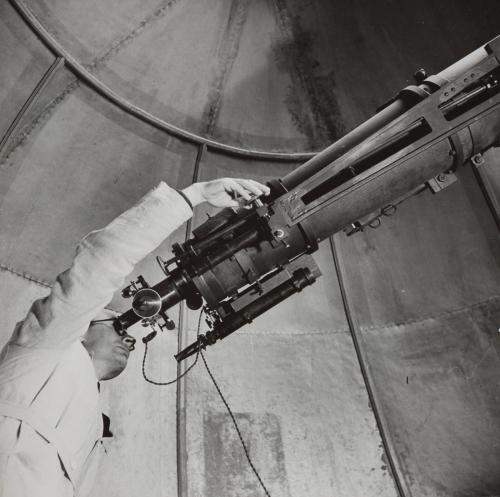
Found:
[132,288,162,318]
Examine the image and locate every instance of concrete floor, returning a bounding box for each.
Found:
[1,1,500,496]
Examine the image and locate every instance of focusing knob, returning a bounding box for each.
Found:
[413,68,427,84]
[159,312,176,330]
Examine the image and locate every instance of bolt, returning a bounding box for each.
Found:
[274,229,285,238]
[471,154,484,166]
[437,173,447,182]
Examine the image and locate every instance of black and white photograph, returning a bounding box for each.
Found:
[0,1,499,496]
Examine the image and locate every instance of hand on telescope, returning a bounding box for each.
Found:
[182,178,270,208]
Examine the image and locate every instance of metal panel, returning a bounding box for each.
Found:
[0,74,198,296]
[473,147,500,228]
[182,332,398,497]
[18,0,164,63]
[95,0,314,151]
[18,0,500,151]
[334,164,500,496]
[0,1,55,144]
[12,0,314,162]
[335,167,500,327]
[357,301,500,497]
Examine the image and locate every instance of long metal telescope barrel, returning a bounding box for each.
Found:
[280,41,491,192]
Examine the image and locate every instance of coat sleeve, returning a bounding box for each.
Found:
[10,182,193,348]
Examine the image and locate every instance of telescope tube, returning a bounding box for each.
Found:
[280,39,493,192]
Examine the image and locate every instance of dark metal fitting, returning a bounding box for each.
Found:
[242,311,252,324]
[121,275,149,298]
[398,85,430,105]
[413,68,427,84]
[471,153,485,167]
[121,285,136,298]
[267,178,288,200]
[344,221,363,236]
[381,204,397,216]
[422,74,450,91]
[159,314,176,331]
[485,35,500,56]
[303,269,316,285]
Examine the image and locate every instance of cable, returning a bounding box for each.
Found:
[142,308,272,496]
[200,350,272,497]
[141,309,203,385]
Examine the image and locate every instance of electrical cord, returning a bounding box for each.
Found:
[141,307,272,496]
[141,309,203,385]
[142,342,200,385]
[200,350,272,497]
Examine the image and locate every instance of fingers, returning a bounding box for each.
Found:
[226,179,252,202]
[226,178,270,203]
[190,178,270,208]
[234,178,270,197]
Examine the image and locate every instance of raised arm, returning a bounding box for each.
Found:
[10,179,269,349]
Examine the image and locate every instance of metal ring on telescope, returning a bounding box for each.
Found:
[132,288,162,318]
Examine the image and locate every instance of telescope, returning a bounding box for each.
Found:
[114,36,500,361]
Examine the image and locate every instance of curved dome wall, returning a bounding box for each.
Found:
[1,1,500,497]
[13,0,500,152]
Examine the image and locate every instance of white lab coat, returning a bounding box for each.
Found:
[0,183,192,497]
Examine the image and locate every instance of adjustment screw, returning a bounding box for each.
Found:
[471,154,484,166]
[413,68,427,84]
[122,286,135,298]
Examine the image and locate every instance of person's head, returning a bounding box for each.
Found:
[82,313,136,381]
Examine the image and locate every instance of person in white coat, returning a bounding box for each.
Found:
[0,177,269,497]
